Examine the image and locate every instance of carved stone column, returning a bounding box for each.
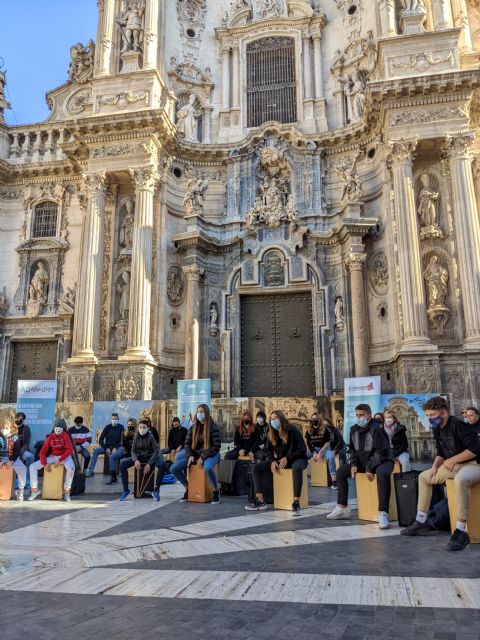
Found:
[183,265,204,380]
[387,140,434,351]
[444,134,480,350]
[377,0,397,36]
[303,35,313,101]
[312,34,323,99]
[143,0,159,70]
[120,167,160,362]
[95,0,115,77]
[431,0,454,29]
[221,43,231,110]
[345,251,369,377]
[232,44,240,109]
[71,172,108,362]
[451,0,472,50]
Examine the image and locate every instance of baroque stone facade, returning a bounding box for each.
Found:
[1,0,480,406]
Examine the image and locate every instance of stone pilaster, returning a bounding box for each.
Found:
[95,0,115,77]
[221,43,231,110]
[71,172,108,362]
[232,44,240,109]
[119,166,160,362]
[143,0,159,70]
[303,34,312,101]
[377,0,397,37]
[431,0,454,29]
[444,133,480,350]
[387,139,435,352]
[451,0,472,50]
[346,250,369,377]
[183,265,204,380]
[312,34,323,99]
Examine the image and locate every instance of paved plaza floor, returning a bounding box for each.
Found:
[1,475,480,640]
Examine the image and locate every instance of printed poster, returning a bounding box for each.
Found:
[16,379,58,445]
[177,379,212,428]
[343,376,382,444]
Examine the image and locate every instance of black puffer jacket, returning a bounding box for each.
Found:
[185,420,221,460]
[348,419,392,473]
[131,432,159,466]
[266,425,307,464]
[383,422,409,458]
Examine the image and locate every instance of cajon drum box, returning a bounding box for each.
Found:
[128,465,135,484]
[169,451,176,463]
[274,468,309,510]
[393,461,401,473]
[446,478,480,543]
[102,452,109,475]
[0,465,15,500]
[188,464,216,503]
[134,464,155,498]
[356,472,398,521]
[238,455,251,461]
[42,465,66,500]
[309,459,329,487]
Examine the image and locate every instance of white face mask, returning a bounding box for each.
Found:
[385,417,395,427]
[1,428,11,437]
[54,427,63,436]
[138,427,148,436]
[111,419,118,426]
[257,417,265,425]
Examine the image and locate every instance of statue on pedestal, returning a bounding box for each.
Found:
[117,271,131,320]
[424,255,450,335]
[417,174,443,240]
[120,200,135,249]
[68,41,95,84]
[27,262,49,317]
[117,0,145,53]
[183,173,209,216]
[176,94,200,143]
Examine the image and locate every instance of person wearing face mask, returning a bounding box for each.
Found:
[465,407,480,436]
[86,413,124,479]
[0,421,27,501]
[382,410,410,472]
[251,411,269,461]
[246,410,308,515]
[14,412,34,469]
[327,403,394,529]
[172,404,221,504]
[225,410,259,461]
[119,420,160,501]
[402,396,480,551]
[28,419,75,502]
[153,417,188,497]
[68,416,92,471]
[104,417,137,485]
[315,417,347,489]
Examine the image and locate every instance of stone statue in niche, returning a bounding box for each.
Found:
[399,0,425,12]
[371,252,389,290]
[423,255,450,336]
[264,253,285,287]
[117,0,145,53]
[334,296,345,332]
[183,172,209,216]
[335,158,363,203]
[120,199,135,249]
[209,302,219,337]
[59,284,77,314]
[68,41,95,84]
[167,265,186,306]
[417,174,443,240]
[27,262,49,317]
[117,271,131,320]
[176,94,200,143]
[339,71,366,122]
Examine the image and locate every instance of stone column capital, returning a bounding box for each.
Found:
[129,166,160,192]
[183,264,205,281]
[221,41,232,55]
[443,132,475,162]
[82,171,108,195]
[386,138,418,165]
[311,31,322,42]
[346,251,367,271]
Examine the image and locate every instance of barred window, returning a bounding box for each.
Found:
[247,37,297,128]
[32,201,58,238]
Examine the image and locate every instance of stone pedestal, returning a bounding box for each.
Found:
[121,51,142,73]
[400,9,426,35]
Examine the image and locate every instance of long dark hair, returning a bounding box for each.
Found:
[268,410,289,445]
[239,410,254,435]
[192,404,212,451]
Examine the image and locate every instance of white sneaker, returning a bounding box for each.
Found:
[378,511,390,529]
[327,505,352,520]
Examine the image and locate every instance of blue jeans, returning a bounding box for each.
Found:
[89,446,123,473]
[171,450,220,491]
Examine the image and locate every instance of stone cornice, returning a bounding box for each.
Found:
[172,230,242,254]
[215,14,326,40]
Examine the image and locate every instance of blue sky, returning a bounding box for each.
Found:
[1,1,98,125]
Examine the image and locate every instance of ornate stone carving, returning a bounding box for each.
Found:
[167,265,186,306]
[117,0,145,53]
[0,68,11,124]
[334,295,345,332]
[176,0,207,61]
[114,321,128,350]
[408,365,436,393]
[389,51,454,76]
[245,136,299,232]
[66,89,93,115]
[255,0,284,19]
[416,173,444,240]
[339,70,366,123]
[68,375,90,402]
[443,132,474,161]
[423,255,450,336]
[98,90,149,110]
[115,375,140,401]
[209,302,219,337]
[176,93,201,142]
[99,200,114,353]
[387,138,417,164]
[335,158,363,203]
[83,172,108,195]
[183,167,208,216]
[370,251,389,292]
[390,106,469,126]
[335,0,364,43]
[68,41,95,84]
[264,251,285,287]
[129,166,160,191]
[27,261,49,318]
[59,284,76,314]
[0,188,21,200]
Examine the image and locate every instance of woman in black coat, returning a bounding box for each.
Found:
[383,410,410,471]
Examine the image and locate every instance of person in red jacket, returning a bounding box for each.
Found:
[28,419,75,502]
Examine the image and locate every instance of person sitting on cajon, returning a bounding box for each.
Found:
[119,420,159,501]
[245,410,308,516]
[0,421,27,500]
[28,419,75,502]
[327,403,394,529]
[68,416,92,471]
[171,404,221,504]
[402,396,480,551]
[86,413,124,480]
[225,410,260,461]
[156,417,188,486]
[383,410,411,472]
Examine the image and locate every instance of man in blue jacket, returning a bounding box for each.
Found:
[86,413,124,481]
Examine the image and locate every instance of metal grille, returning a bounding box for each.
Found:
[247,37,297,128]
[32,201,58,238]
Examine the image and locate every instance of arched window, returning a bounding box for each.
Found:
[247,37,297,128]
[32,201,58,238]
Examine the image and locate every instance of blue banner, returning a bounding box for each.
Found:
[177,379,212,428]
[91,401,155,445]
[16,379,58,446]
[343,376,382,444]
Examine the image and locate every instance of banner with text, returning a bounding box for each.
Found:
[343,376,382,444]
[177,379,212,428]
[16,379,58,446]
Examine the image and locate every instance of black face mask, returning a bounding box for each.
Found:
[244,420,251,426]
[173,424,180,429]
[15,419,23,426]
[310,419,319,427]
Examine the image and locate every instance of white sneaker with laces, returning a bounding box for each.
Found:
[327,505,352,520]
[378,511,390,529]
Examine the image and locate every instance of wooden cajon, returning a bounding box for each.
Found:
[0,465,15,500]
[356,472,398,522]
[42,465,66,500]
[238,455,251,461]
[188,464,217,503]
[128,465,135,484]
[274,468,309,510]
[134,464,155,499]
[446,479,480,543]
[169,451,176,463]
[309,459,329,487]
[103,452,120,475]
[393,461,401,473]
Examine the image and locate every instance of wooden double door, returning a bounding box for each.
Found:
[240,293,315,397]
[8,341,58,402]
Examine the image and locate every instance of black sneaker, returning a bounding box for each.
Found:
[401,520,436,536]
[331,481,338,489]
[106,474,118,485]
[291,500,301,516]
[447,529,470,551]
[180,490,188,502]
[245,498,267,511]
[211,491,220,504]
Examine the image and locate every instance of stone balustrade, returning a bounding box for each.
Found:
[7,125,72,164]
